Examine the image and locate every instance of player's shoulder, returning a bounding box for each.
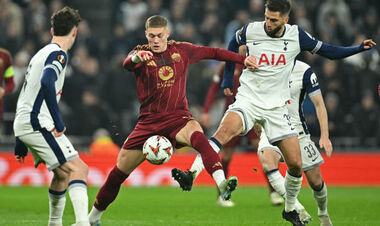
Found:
[0,48,11,57]
[294,60,311,72]
[134,43,150,51]
[40,44,68,68]
[171,40,194,48]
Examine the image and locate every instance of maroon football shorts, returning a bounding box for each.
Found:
[122,110,193,150]
[224,128,258,148]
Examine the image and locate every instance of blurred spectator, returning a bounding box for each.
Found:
[69,87,111,136]
[0,0,24,53]
[351,90,380,146]
[89,128,119,156]
[324,92,346,137]
[74,20,101,58]
[224,10,250,44]
[106,24,136,58]
[101,53,137,138]
[119,0,147,32]
[293,4,312,33]
[146,0,170,18]
[0,48,15,129]
[249,0,264,22]
[317,0,353,41]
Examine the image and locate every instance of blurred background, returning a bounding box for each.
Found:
[1,0,380,153]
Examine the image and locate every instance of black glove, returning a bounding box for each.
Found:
[15,137,28,157]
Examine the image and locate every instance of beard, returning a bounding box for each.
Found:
[266,24,283,37]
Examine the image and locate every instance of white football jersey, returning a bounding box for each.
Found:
[14,43,67,136]
[235,21,322,109]
[288,60,321,135]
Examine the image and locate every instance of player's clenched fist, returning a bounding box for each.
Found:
[132,51,153,63]
[362,39,376,49]
[244,55,258,70]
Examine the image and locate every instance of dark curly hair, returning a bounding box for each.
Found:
[51,6,81,36]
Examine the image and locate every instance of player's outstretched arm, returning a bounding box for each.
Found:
[310,93,333,157]
[298,27,376,60]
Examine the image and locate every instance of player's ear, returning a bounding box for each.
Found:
[72,27,77,37]
[50,28,54,36]
[284,16,289,24]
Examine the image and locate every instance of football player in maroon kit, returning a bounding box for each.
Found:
[88,15,257,225]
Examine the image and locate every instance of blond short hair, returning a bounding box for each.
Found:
[145,15,168,29]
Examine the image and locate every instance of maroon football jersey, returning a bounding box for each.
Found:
[123,41,246,118]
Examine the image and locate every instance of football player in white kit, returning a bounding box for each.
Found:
[13,7,90,226]
[257,60,333,225]
[171,0,375,225]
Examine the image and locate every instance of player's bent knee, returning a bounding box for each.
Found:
[215,126,238,145]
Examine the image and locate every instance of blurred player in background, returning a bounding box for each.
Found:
[172,0,375,225]
[0,48,15,130]
[257,60,333,225]
[13,7,89,226]
[198,48,284,207]
[88,15,257,226]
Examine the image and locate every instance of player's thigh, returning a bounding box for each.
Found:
[214,111,244,145]
[299,135,324,171]
[276,136,302,167]
[117,148,146,174]
[19,130,79,171]
[175,119,203,145]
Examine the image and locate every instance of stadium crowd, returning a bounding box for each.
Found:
[1,0,379,148]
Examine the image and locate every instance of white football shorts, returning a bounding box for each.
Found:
[298,134,324,171]
[18,128,79,171]
[224,94,297,143]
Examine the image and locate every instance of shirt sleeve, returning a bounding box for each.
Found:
[40,51,67,132]
[44,50,67,76]
[180,42,245,65]
[221,25,247,90]
[298,26,365,59]
[302,67,321,97]
[123,48,144,71]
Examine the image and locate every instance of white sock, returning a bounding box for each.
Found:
[284,171,302,212]
[212,169,225,188]
[313,182,328,216]
[89,206,104,223]
[267,170,305,210]
[190,139,221,180]
[68,181,89,224]
[267,169,286,197]
[48,189,66,226]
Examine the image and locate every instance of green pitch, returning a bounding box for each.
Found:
[0,186,379,225]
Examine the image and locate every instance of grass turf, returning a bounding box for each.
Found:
[0,186,379,225]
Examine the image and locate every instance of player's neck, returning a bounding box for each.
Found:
[51,36,70,52]
[274,26,286,37]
